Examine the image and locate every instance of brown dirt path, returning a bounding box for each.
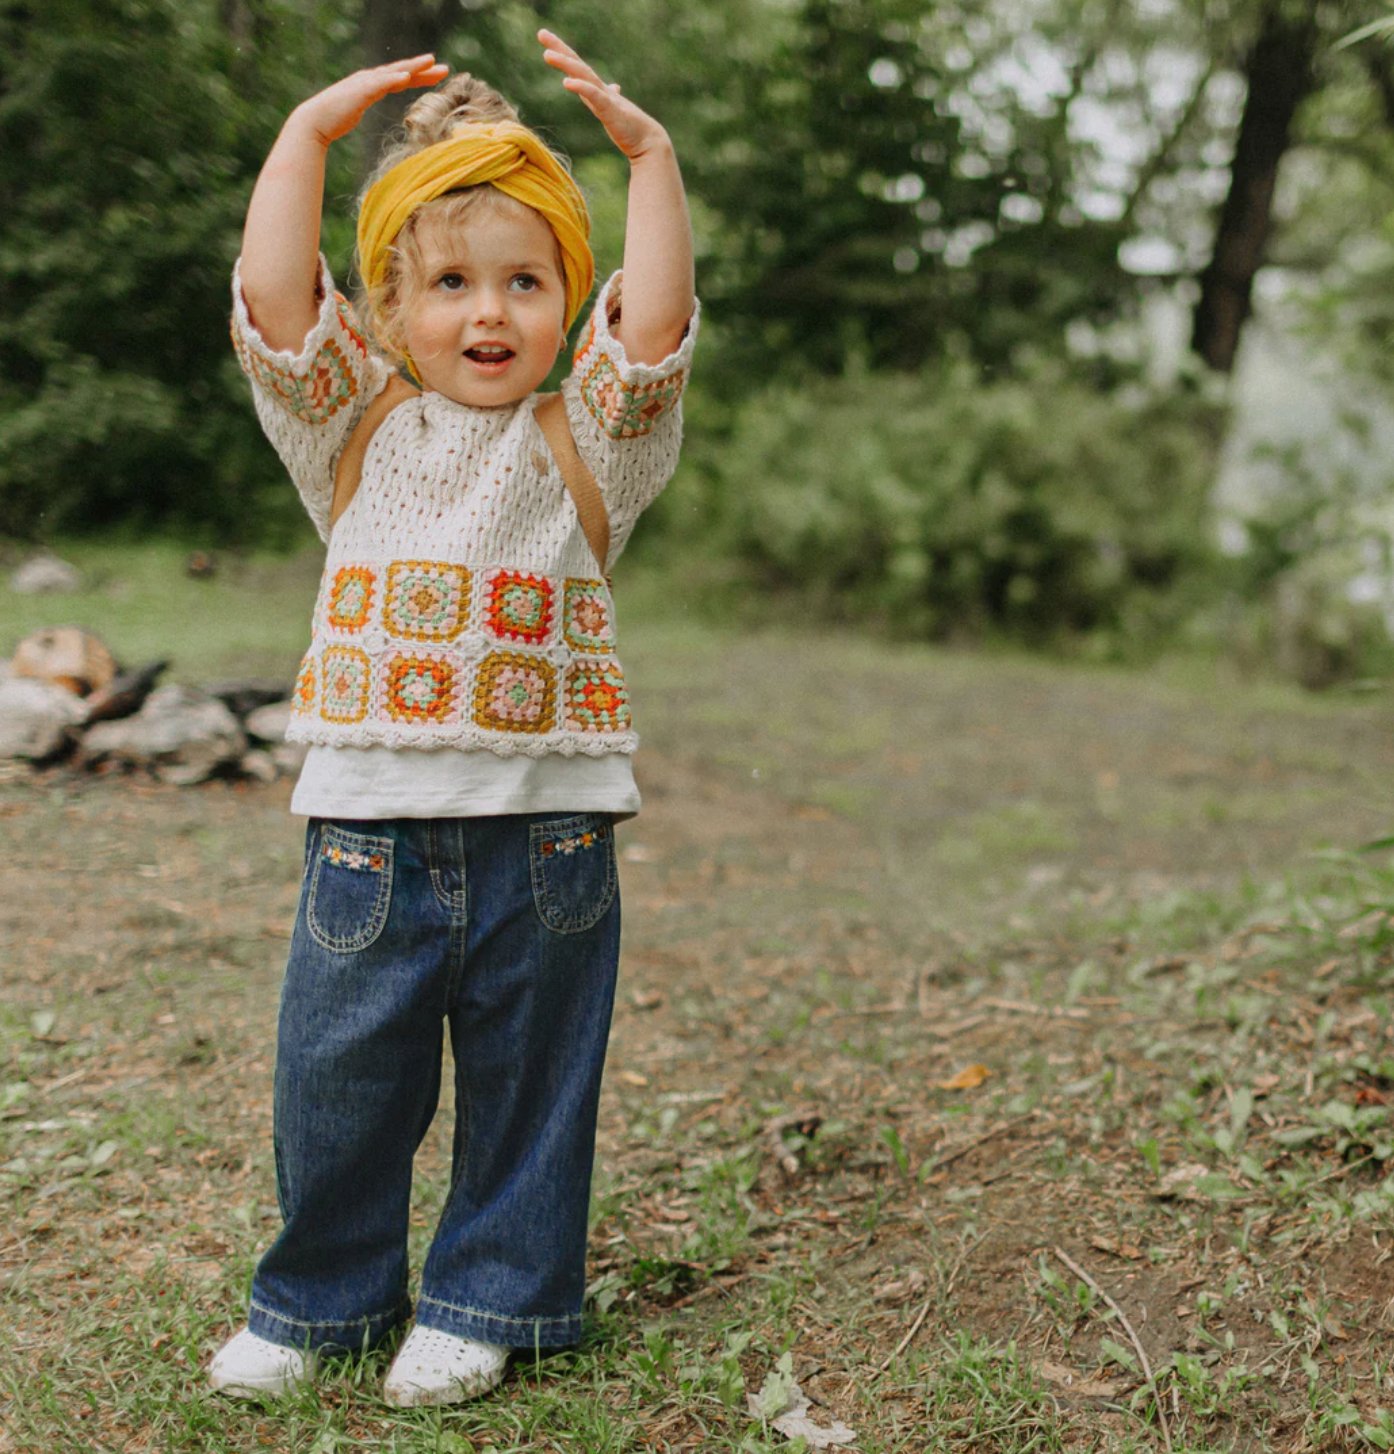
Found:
[5,631,1394,1450]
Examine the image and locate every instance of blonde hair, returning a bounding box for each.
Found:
[358,76,569,367]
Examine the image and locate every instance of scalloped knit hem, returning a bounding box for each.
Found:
[284,726,639,757]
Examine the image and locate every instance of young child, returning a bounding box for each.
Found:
[209,33,695,1406]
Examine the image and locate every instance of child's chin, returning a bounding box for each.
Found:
[433,381,536,409]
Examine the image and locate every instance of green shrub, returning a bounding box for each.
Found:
[668,363,1224,649]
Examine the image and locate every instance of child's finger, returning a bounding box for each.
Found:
[539,35,608,90]
[378,53,438,71]
[379,63,449,95]
[536,29,580,59]
[541,47,603,83]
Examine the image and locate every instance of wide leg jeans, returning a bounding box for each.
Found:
[246,813,621,1353]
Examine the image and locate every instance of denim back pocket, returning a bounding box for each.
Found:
[529,814,617,935]
[306,824,395,953]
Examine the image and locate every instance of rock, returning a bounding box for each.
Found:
[11,626,117,697]
[80,684,247,785]
[271,741,309,775]
[203,679,293,720]
[83,660,169,724]
[244,700,293,743]
[0,677,87,760]
[10,555,82,594]
[239,749,279,784]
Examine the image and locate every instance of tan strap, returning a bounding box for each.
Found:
[330,375,421,530]
[534,392,610,572]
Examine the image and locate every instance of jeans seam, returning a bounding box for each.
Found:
[249,1295,409,1333]
[415,1294,582,1332]
[428,820,468,918]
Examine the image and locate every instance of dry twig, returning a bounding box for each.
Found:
[932,1111,1037,1173]
[1052,1246,1172,1453]
[763,1112,822,1179]
[876,1234,981,1373]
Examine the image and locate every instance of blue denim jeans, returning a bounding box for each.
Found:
[246,813,620,1354]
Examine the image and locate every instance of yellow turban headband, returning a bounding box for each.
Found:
[357,121,594,334]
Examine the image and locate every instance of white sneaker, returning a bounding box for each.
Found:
[383,1326,509,1407]
[208,1327,316,1398]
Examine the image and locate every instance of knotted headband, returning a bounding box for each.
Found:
[356,121,594,333]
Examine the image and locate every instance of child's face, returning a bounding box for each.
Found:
[402,198,568,408]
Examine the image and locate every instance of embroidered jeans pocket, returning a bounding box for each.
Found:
[529,814,617,934]
[306,824,395,953]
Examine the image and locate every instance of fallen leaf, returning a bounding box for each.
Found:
[1090,1236,1142,1261]
[88,1140,118,1169]
[1153,1161,1210,1201]
[873,1268,927,1302]
[1033,1360,1125,1398]
[748,1376,857,1448]
[630,989,664,1011]
[618,1070,648,1087]
[934,1063,990,1091]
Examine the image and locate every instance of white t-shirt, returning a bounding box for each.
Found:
[291,744,639,820]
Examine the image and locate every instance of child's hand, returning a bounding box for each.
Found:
[294,56,450,147]
[538,31,669,162]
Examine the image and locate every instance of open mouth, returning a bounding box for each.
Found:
[464,345,516,366]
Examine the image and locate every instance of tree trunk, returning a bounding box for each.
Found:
[1191,3,1319,373]
[359,0,450,178]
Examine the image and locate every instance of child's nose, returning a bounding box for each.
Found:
[472,287,509,325]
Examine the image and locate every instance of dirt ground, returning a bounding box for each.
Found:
[5,628,1394,1451]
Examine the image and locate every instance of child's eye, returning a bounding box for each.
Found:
[436,272,465,291]
[509,273,540,293]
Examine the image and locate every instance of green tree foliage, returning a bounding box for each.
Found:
[0,0,352,540]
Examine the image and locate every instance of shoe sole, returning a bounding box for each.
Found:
[383,1361,507,1408]
[208,1358,316,1399]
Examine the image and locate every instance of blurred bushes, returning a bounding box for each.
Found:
[0,0,350,543]
[649,365,1225,654]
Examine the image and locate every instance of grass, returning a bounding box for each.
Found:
[7,543,1394,1449]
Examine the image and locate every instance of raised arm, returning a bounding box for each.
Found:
[240,56,448,354]
[539,31,695,365]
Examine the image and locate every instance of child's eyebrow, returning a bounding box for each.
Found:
[421,255,559,275]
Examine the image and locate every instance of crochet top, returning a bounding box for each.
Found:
[231,258,697,759]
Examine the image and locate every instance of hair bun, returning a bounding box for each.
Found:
[402,74,519,146]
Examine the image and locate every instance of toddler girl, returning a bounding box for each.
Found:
[208,33,695,1407]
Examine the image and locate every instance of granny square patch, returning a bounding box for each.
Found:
[326,565,376,632]
[473,652,557,734]
[292,654,317,717]
[485,570,555,645]
[562,578,615,654]
[579,353,685,440]
[383,652,461,726]
[243,336,360,427]
[319,646,372,724]
[563,661,630,733]
[383,561,471,642]
[333,292,368,354]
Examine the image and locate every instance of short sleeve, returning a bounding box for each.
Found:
[560,272,699,564]
[231,256,392,542]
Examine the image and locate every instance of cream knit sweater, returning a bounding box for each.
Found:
[232,259,697,760]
